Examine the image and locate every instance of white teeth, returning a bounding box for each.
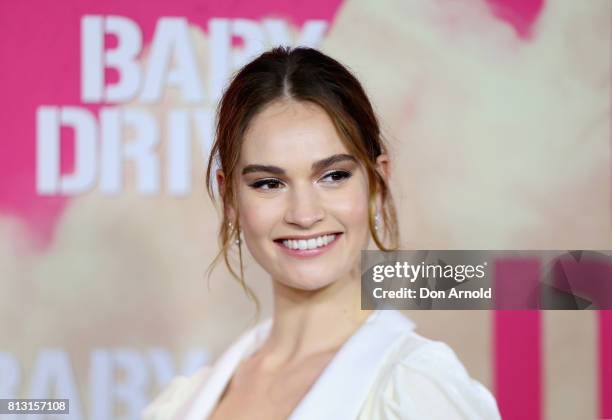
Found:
[281,234,337,250]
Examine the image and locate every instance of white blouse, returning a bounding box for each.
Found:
[143,310,501,419]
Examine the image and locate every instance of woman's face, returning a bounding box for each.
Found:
[226,100,381,291]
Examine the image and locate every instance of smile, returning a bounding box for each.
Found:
[282,234,336,250]
[274,233,342,258]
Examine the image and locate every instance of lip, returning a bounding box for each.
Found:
[274,233,342,259]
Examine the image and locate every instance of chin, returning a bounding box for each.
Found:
[278,269,347,292]
[285,279,335,292]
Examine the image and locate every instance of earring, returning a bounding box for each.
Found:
[228,221,241,246]
[374,211,382,232]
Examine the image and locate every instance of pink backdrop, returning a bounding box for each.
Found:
[1,0,610,419]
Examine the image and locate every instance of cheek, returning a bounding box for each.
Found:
[238,193,278,238]
[329,183,370,231]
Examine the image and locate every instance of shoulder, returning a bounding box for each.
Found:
[362,333,501,420]
[142,366,212,420]
[141,318,272,419]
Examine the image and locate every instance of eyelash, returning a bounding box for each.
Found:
[249,170,352,191]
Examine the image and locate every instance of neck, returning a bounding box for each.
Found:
[260,266,372,367]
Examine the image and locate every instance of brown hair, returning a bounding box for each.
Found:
[205,46,400,307]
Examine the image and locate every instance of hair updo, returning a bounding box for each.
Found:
[205,46,399,305]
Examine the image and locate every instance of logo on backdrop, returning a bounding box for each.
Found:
[0,348,208,419]
[36,16,327,196]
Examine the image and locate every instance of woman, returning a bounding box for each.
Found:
[143,47,501,420]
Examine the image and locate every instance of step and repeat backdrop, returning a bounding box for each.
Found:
[0,0,610,419]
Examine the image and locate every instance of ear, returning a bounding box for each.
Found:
[216,169,236,222]
[374,153,390,209]
[375,153,390,180]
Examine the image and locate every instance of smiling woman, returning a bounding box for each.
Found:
[143,47,501,420]
[229,99,377,292]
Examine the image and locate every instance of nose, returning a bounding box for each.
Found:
[284,183,325,228]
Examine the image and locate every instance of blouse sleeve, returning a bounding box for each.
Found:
[372,341,501,420]
[142,366,212,420]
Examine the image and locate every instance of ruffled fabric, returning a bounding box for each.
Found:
[359,339,501,420]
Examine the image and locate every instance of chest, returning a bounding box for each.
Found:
[208,354,333,420]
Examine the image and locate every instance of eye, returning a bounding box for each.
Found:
[320,170,352,184]
[249,178,284,191]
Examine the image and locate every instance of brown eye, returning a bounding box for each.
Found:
[249,178,284,190]
[321,170,352,184]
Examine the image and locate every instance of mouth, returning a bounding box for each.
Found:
[274,232,343,258]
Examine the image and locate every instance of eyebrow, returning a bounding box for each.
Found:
[241,153,357,176]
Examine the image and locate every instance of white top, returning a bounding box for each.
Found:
[143,310,501,419]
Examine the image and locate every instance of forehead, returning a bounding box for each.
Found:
[240,100,349,166]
